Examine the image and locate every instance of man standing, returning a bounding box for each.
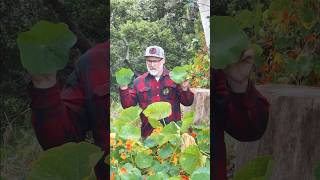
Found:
[213,49,270,179]
[28,42,108,180]
[119,45,194,137]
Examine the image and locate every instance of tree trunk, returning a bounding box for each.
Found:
[181,88,210,125]
[197,0,210,50]
[232,84,320,180]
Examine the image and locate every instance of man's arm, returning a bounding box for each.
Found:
[29,64,87,150]
[214,69,270,141]
[119,85,138,108]
[177,83,194,106]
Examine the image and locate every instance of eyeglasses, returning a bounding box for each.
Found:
[146,59,163,64]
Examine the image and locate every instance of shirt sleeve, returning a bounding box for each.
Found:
[214,69,270,141]
[119,86,138,108]
[177,86,194,106]
[28,64,87,150]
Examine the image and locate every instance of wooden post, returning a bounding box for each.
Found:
[232,84,320,180]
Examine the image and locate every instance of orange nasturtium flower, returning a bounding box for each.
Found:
[120,167,127,174]
[180,175,189,180]
[120,152,126,160]
[153,127,163,134]
[191,132,197,138]
[126,139,134,152]
[110,172,116,180]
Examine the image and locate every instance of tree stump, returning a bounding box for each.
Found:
[232,84,320,180]
[181,88,210,125]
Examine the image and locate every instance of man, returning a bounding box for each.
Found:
[119,45,194,137]
[28,42,108,179]
[213,49,270,179]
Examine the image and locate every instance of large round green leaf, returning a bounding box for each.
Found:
[143,102,172,120]
[180,111,195,133]
[135,152,153,169]
[159,143,174,159]
[179,145,203,175]
[190,167,210,180]
[212,16,250,69]
[233,155,274,180]
[148,118,163,128]
[118,124,141,141]
[27,142,103,180]
[115,68,134,86]
[17,20,77,74]
[169,65,189,84]
[119,106,142,123]
[147,172,169,180]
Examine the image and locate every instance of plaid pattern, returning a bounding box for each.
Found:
[119,68,194,137]
[28,42,109,180]
[212,68,270,180]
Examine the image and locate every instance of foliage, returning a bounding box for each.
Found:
[231,0,320,86]
[110,102,210,179]
[212,16,250,69]
[17,20,77,74]
[315,162,320,180]
[110,0,205,98]
[27,142,103,180]
[233,155,274,180]
[115,68,134,86]
[169,65,190,84]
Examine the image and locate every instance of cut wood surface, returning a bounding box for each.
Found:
[233,84,320,180]
[181,88,210,125]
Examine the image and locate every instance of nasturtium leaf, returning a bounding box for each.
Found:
[17,20,76,74]
[118,106,142,123]
[235,10,254,29]
[118,124,141,141]
[135,152,153,169]
[147,172,169,180]
[27,142,103,180]
[169,65,189,84]
[159,143,174,159]
[144,138,157,148]
[190,167,210,180]
[149,122,179,146]
[143,102,172,120]
[212,16,250,69]
[179,145,203,175]
[148,118,163,128]
[115,68,134,86]
[168,177,180,180]
[181,111,195,133]
[233,155,274,180]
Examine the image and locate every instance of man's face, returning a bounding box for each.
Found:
[146,56,165,76]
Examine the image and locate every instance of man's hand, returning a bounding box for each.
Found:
[181,80,190,91]
[31,73,57,89]
[120,85,128,90]
[224,49,255,93]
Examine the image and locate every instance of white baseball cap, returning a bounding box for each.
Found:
[144,45,165,59]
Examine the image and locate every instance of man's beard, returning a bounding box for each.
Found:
[147,66,161,76]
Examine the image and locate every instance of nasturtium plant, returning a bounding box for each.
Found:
[179,145,203,175]
[315,162,320,180]
[190,167,210,180]
[17,20,77,74]
[135,152,153,169]
[212,16,250,69]
[143,102,172,120]
[27,142,103,180]
[118,106,142,122]
[110,102,210,179]
[180,111,195,133]
[169,65,190,84]
[115,68,134,86]
[233,155,274,180]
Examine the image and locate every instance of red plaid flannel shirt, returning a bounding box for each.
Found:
[212,68,270,180]
[119,68,194,137]
[28,42,109,180]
